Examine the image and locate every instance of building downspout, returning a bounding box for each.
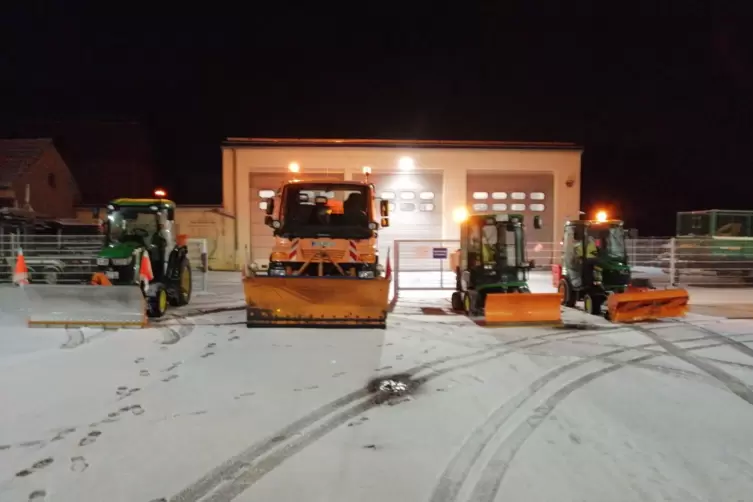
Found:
[233,148,239,269]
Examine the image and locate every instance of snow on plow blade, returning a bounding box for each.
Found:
[243,275,390,328]
[24,285,147,328]
[607,288,689,323]
[485,292,563,325]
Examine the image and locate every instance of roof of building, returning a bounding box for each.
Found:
[223,137,581,150]
[0,138,53,185]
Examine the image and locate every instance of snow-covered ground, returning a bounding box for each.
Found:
[3,274,753,501]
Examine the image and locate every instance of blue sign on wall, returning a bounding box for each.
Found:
[432,247,448,259]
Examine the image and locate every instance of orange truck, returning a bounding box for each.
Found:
[243,168,391,328]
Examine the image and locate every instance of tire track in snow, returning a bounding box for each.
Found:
[168,327,614,502]
[431,326,753,502]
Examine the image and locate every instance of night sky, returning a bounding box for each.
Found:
[3,5,753,236]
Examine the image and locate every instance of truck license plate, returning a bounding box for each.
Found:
[106,270,119,280]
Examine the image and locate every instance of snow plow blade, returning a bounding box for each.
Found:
[243,275,390,328]
[24,285,147,328]
[607,287,689,323]
[485,292,563,325]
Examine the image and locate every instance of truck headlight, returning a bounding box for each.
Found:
[96,258,108,266]
[112,258,130,266]
[358,270,375,279]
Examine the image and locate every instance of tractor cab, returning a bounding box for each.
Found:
[561,219,630,291]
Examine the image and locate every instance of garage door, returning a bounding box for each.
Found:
[249,172,344,265]
[370,173,443,263]
[466,173,554,245]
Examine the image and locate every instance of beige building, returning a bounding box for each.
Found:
[221,138,582,270]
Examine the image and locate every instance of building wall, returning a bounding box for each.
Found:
[222,145,582,269]
[14,146,78,218]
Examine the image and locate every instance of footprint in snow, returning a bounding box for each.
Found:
[332,372,346,378]
[140,369,150,377]
[164,362,182,372]
[131,405,145,416]
[134,357,145,364]
[206,342,216,349]
[234,392,255,399]
[116,386,129,396]
[149,498,167,502]
[162,374,179,383]
[200,351,215,358]
[28,489,46,501]
[70,456,88,472]
[229,335,240,341]
[0,444,10,450]
[79,431,101,447]
[19,440,44,448]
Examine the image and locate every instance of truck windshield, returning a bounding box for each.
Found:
[107,207,159,244]
[281,184,371,238]
[588,225,626,259]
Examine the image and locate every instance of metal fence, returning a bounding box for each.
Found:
[0,234,209,292]
[391,238,753,296]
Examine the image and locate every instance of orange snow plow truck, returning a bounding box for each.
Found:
[243,172,391,328]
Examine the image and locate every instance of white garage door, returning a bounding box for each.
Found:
[370,173,443,264]
[466,172,554,245]
[249,172,344,265]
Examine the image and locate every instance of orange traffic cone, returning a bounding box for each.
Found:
[139,253,154,284]
[13,249,29,286]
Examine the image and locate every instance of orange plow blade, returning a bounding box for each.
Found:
[485,292,563,325]
[243,275,390,328]
[607,288,689,323]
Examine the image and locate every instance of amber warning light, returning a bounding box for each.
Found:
[154,188,167,198]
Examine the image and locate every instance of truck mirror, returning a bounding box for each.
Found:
[380,217,389,228]
[380,199,389,217]
[533,215,543,229]
[167,208,175,221]
[265,198,274,215]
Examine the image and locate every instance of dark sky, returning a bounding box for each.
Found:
[3,5,753,236]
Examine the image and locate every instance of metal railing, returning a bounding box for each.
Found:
[391,238,753,294]
[0,234,209,292]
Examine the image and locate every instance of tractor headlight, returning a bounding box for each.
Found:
[96,258,108,266]
[368,222,377,230]
[358,270,375,279]
[517,269,526,281]
[111,258,130,266]
[272,220,282,229]
[250,263,259,271]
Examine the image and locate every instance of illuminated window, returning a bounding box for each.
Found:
[400,192,415,200]
[259,201,268,210]
[259,189,275,198]
[400,203,416,211]
[511,203,526,211]
[419,192,434,200]
[381,192,395,200]
[473,203,488,211]
[530,204,545,212]
[492,192,507,200]
[511,192,526,200]
[419,203,434,211]
[472,192,488,200]
[530,192,545,200]
[492,203,507,211]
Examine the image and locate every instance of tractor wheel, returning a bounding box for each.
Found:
[170,257,192,307]
[147,284,169,318]
[583,293,604,316]
[451,291,464,311]
[559,278,576,307]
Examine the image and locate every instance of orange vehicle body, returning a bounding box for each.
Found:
[243,178,391,328]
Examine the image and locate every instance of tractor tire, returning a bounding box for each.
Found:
[451,291,464,311]
[147,284,169,318]
[559,278,576,307]
[583,293,604,316]
[170,257,192,307]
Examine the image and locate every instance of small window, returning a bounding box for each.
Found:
[472,203,488,211]
[511,203,526,211]
[258,189,275,198]
[48,173,56,189]
[259,201,268,210]
[530,204,545,212]
[472,192,488,200]
[419,192,434,200]
[419,203,434,211]
[492,203,507,211]
[388,202,396,212]
[511,192,526,200]
[530,192,545,200]
[381,192,395,200]
[400,192,415,200]
[400,202,416,211]
[492,192,507,200]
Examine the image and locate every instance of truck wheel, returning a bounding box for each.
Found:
[583,293,604,316]
[170,257,192,307]
[451,291,464,311]
[559,278,576,307]
[147,284,169,318]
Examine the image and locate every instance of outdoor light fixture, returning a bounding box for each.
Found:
[154,188,167,198]
[398,156,415,171]
[288,162,300,173]
[453,206,469,223]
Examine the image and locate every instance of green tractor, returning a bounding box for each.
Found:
[92,195,193,318]
[450,212,562,324]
